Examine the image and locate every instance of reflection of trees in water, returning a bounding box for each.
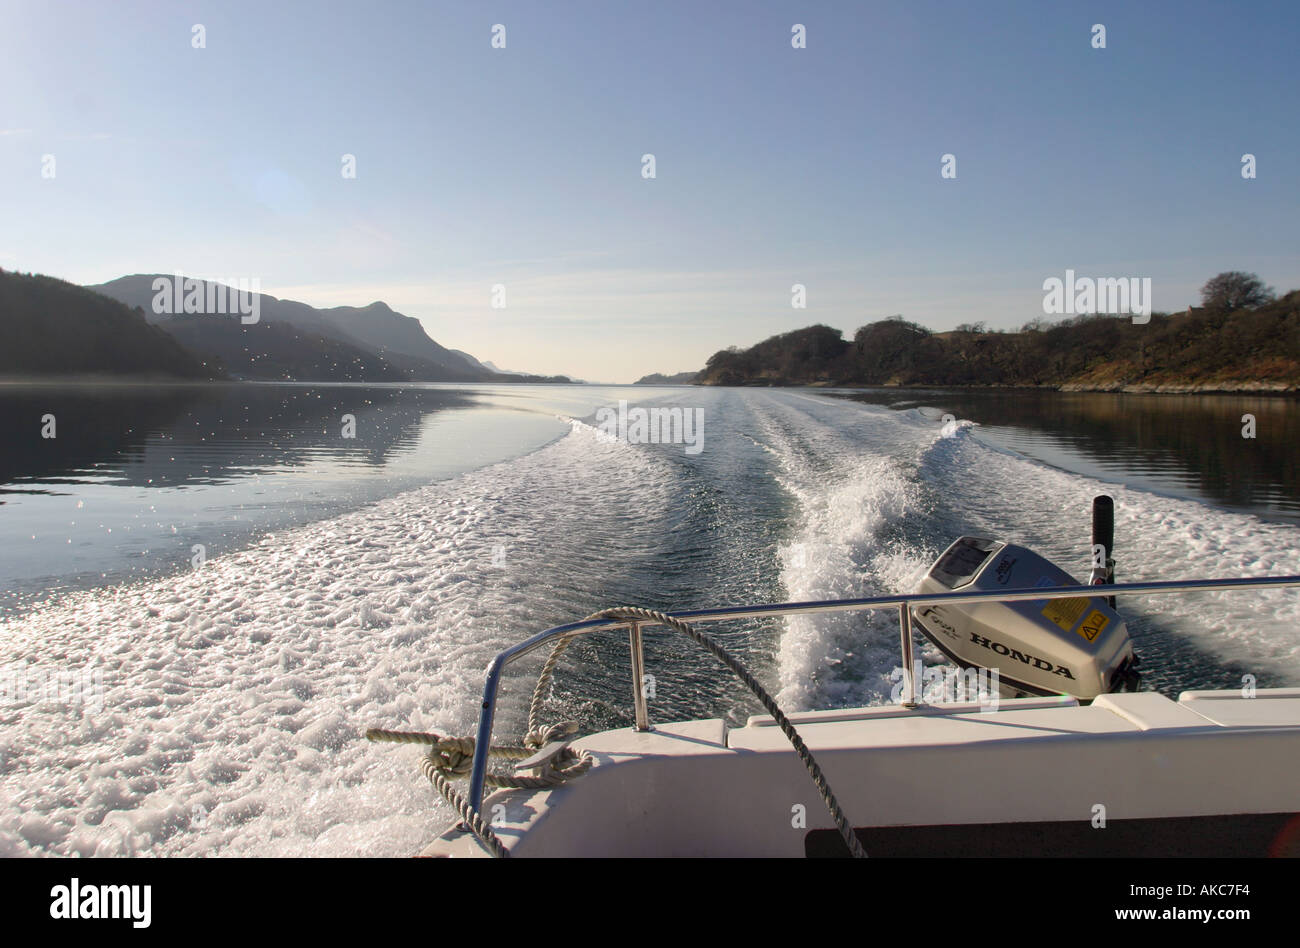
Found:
[0,384,477,491]
[836,389,1300,516]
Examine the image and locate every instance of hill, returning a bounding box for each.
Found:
[634,370,699,384]
[89,275,490,383]
[696,293,1300,392]
[0,270,218,379]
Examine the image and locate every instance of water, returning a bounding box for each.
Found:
[0,383,580,616]
[2,383,1298,857]
[828,387,1300,523]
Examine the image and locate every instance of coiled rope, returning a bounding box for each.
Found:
[368,605,867,859]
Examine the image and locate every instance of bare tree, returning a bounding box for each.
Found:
[1200,271,1276,313]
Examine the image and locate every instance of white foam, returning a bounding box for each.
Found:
[759,396,1300,711]
[3,390,1297,858]
[747,395,933,709]
[0,421,678,857]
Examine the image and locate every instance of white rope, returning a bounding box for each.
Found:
[368,606,867,858]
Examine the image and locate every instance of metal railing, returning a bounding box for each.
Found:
[466,574,1300,810]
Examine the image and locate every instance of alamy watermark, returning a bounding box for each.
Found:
[594,400,704,455]
[151,273,261,324]
[890,660,1000,711]
[50,878,150,928]
[1042,269,1151,323]
[2,664,103,713]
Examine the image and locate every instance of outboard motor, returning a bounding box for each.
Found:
[911,497,1140,702]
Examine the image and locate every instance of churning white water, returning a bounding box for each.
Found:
[2,388,1297,856]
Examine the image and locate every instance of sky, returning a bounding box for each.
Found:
[2,0,1297,383]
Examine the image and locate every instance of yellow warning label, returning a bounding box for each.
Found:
[1077,609,1110,643]
[1042,597,1090,632]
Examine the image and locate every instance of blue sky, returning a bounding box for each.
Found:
[2,0,1297,382]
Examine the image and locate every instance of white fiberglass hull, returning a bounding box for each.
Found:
[425,689,1300,857]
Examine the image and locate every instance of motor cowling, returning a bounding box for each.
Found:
[911,537,1137,702]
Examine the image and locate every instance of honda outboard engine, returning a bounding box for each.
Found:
[911,497,1139,702]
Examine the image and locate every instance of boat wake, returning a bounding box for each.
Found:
[2,389,1298,858]
[0,420,679,858]
[752,394,1300,710]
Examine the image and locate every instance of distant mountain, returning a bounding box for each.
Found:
[89,275,493,383]
[479,358,534,376]
[314,301,488,379]
[457,353,581,383]
[634,370,699,384]
[0,269,217,378]
[451,349,492,373]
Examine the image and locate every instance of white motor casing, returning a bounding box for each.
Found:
[911,537,1136,701]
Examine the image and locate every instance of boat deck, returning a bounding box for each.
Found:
[423,689,1300,857]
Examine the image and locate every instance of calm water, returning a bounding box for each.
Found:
[3,382,1299,856]
[829,387,1300,523]
[0,383,574,615]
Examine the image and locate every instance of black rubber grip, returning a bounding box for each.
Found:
[1092,495,1115,562]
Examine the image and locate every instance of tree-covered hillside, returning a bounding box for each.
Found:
[698,282,1299,392]
[0,270,218,378]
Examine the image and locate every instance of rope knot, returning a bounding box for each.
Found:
[428,737,476,776]
[367,603,864,857]
[525,720,579,748]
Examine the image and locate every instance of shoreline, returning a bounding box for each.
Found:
[4,375,1297,396]
[693,379,1300,396]
[0,375,584,387]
